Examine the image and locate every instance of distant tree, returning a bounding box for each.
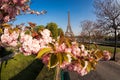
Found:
[92,23,105,42]
[94,0,120,60]
[34,25,45,33]
[36,25,45,29]
[79,31,87,43]
[46,22,58,39]
[80,20,94,43]
[58,28,64,36]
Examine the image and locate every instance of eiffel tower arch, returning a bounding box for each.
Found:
[65,11,74,37]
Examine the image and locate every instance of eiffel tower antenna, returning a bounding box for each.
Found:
[65,11,74,37]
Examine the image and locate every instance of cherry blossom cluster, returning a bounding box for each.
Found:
[103,50,111,60]
[1,28,19,47]
[19,29,53,55]
[1,27,53,56]
[40,40,111,76]
[67,61,88,76]
[0,24,111,76]
[0,0,46,23]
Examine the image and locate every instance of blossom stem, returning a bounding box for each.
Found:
[54,66,61,80]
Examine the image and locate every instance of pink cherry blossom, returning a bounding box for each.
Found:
[19,32,50,55]
[31,39,40,54]
[79,61,88,76]
[0,13,3,20]
[20,0,28,4]
[60,62,67,69]
[21,41,32,55]
[20,32,32,43]
[65,48,72,53]
[13,0,18,4]
[9,40,18,47]
[42,54,50,65]
[1,4,9,10]
[1,28,19,47]
[67,62,83,74]
[4,15,10,22]
[1,33,11,43]
[80,45,85,52]
[4,28,9,34]
[71,46,80,57]
[66,61,88,76]
[78,69,87,76]
[38,29,53,47]
[20,35,32,54]
[42,36,52,44]
[81,50,88,56]
[10,31,19,40]
[1,28,9,43]
[56,43,66,52]
[39,39,47,48]
[71,42,77,46]
[0,0,43,23]
[41,29,51,37]
[60,54,72,69]
[103,50,111,60]
[19,47,31,56]
[67,65,73,71]
[2,0,9,2]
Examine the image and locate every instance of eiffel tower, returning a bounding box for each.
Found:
[65,11,74,37]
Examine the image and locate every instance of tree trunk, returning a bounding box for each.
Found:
[113,28,117,61]
[89,32,91,43]
[54,66,61,80]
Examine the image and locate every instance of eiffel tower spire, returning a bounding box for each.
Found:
[65,11,74,37]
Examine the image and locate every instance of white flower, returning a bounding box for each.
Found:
[67,54,72,63]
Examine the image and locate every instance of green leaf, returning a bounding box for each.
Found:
[63,53,69,62]
[59,32,65,45]
[66,52,77,60]
[94,50,103,60]
[65,38,71,48]
[48,54,58,68]
[80,60,85,67]
[36,48,52,59]
[25,30,31,35]
[57,53,63,65]
[48,43,56,51]
[0,28,3,34]
[57,52,70,65]
[91,60,97,69]
[86,62,93,72]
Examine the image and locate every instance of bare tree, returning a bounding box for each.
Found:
[94,0,120,60]
[92,23,105,42]
[79,31,88,43]
[80,20,96,43]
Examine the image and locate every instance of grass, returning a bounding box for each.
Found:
[0,53,55,80]
[87,44,120,54]
[36,66,55,80]
[1,53,35,80]
[97,45,120,54]
[9,59,44,80]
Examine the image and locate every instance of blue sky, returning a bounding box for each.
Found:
[13,0,96,35]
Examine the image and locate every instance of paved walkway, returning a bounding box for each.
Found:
[68,53,120,80]
[68,61,120,80]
